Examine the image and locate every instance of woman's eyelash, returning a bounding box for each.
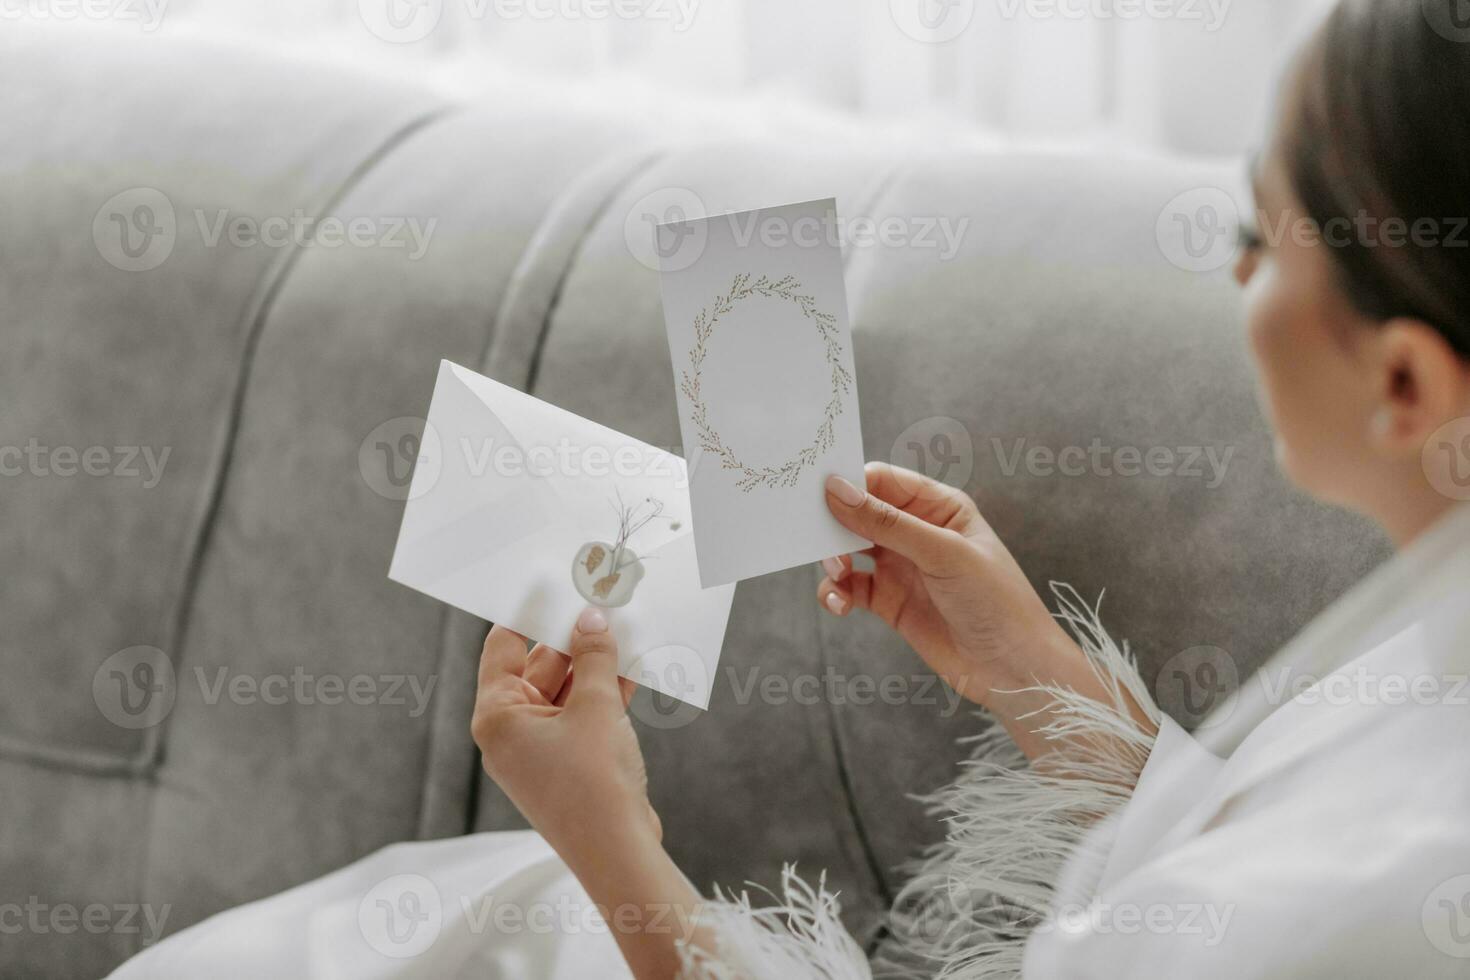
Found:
[1237,225,1265,250]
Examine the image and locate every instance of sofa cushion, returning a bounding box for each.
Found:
[0,24,442,772]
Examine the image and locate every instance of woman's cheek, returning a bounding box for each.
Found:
[1243,264,1290,422]
[1243,262,1316,482]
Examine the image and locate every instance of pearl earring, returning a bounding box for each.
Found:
[1369,407,1394,439]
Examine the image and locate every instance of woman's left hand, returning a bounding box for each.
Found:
[471,608,662,874]
[474,610,715,979]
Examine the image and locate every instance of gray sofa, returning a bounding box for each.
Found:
[0,24,1390,979]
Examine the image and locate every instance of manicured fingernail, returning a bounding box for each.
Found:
[825,592,846,615]
[826,475,864,507]
[822,557,844,579]
[577,607,608,633]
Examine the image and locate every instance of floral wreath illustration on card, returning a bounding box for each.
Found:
[679,273,852,492]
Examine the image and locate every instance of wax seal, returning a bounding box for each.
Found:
[572,540,646,608]
[571,493,679,608]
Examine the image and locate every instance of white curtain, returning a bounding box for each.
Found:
[131,0,1336,157]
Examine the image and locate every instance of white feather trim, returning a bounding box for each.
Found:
[878,583,1160,979]
[680,584,1160,980]
[678,866,873,979]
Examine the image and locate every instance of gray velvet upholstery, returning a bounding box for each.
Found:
[0,25,1390,979]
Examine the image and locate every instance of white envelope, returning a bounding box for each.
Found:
[388,360,735,709]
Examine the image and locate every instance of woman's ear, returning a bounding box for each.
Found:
[1365,318,1470,457]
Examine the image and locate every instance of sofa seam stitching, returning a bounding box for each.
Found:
[460,145,669,835]
[127,103,456,955]
[817,158,913,953]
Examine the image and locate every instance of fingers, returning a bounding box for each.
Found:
[818,571,873,617]
[820,554,850,583]
[479,625,530,688]
[865,461,977,527]
[565,607,623,714]
[481,617,629,713]
[557,672,636,710]
[825,466,967,572]
[524,644,572,703]
[472,627,533,756]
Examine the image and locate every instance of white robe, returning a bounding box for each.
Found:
[1021,502,1470,979]
[111,504,1470,979]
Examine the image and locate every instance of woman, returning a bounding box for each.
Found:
[114,1,1470,976]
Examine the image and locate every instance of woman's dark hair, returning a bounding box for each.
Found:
[1286,0,1470,358]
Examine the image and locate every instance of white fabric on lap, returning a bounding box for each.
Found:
[109,831,630,980]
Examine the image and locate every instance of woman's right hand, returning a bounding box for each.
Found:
[818,462,1081,712]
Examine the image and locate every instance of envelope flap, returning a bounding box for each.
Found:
[448,361,692,555]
